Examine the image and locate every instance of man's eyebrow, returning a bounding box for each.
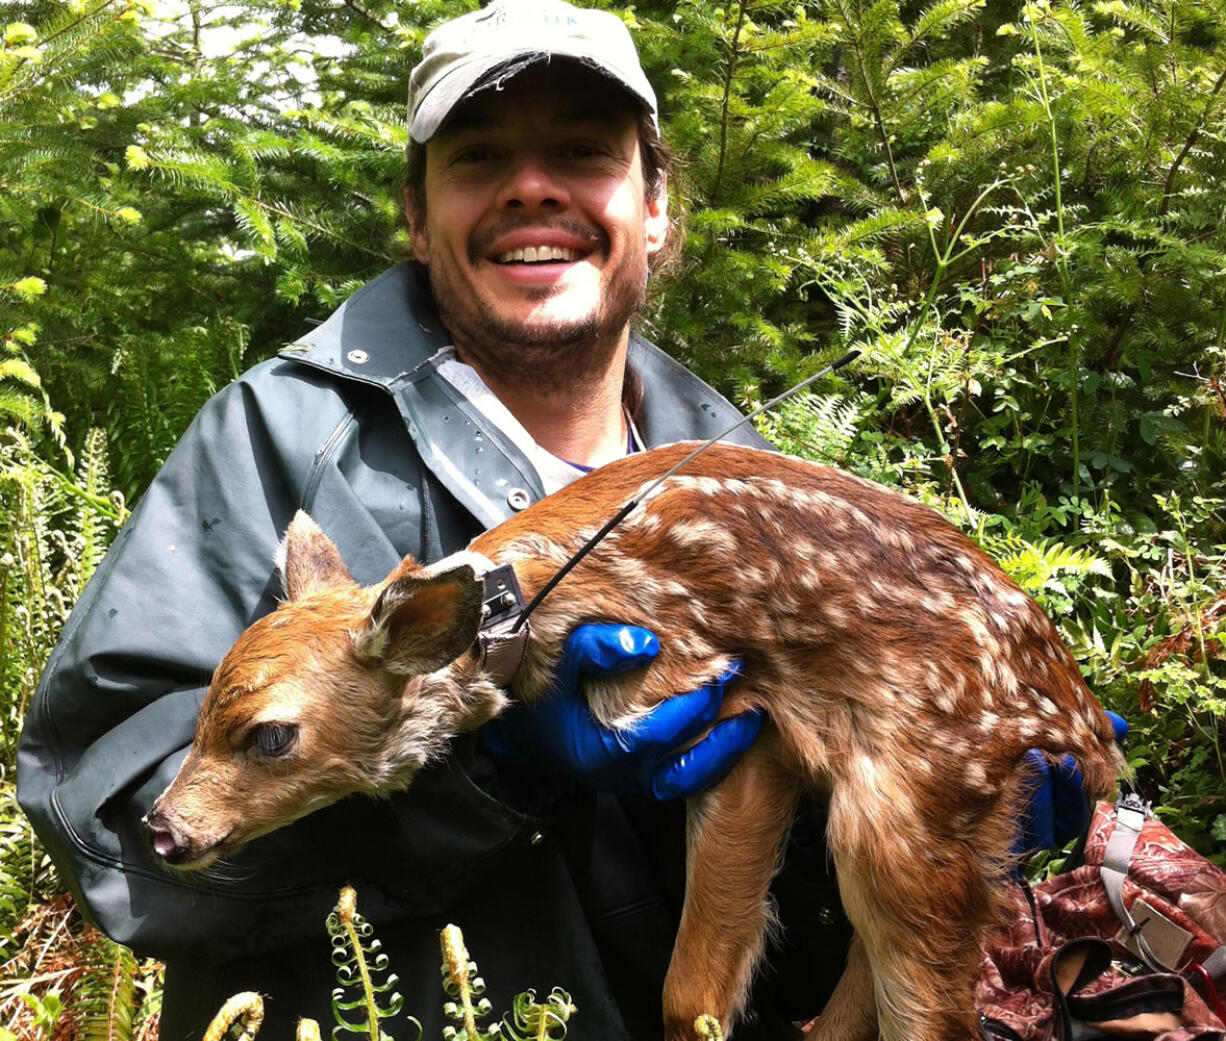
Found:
[439,104,629,138]
[437,111,501,137]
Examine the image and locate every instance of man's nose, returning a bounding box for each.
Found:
[496,154,570,211]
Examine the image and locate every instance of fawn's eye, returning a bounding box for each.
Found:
[249,723,298,758]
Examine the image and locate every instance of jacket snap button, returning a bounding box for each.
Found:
[346,349,369,365]
[507,488,531,511]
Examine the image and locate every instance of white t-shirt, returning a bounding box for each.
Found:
[431,346,640,496]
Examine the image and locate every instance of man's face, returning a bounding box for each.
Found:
[408,63,668,389]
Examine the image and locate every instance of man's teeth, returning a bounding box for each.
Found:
[496,246,579,263]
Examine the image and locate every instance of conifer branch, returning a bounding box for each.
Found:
[1159,62,1226,217]
[712,1,749,206]
[340,0,393,35]
[834,0,906,204]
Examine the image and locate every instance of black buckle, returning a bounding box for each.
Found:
[480,563,526,631]
[1115,790,1151,818]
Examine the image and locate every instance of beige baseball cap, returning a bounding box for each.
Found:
[408,0,659,144]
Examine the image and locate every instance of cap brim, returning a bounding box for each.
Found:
[410,51,656,143]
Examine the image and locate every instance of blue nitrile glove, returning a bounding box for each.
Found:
[1018,710,1129,853]
[481,623,764,800]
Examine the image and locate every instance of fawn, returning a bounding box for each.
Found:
[145,442,1123,1041]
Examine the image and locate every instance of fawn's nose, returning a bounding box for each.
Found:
[142,807,191,864]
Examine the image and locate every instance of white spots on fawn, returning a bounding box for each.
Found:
[1001,586,1030,608]
[943,735,972,760]
[853,588,878,616]
[504,534,569,566]
[857,754,879,790]
[814,550,843,573]
[791,538,819,562]
[756,478,790,501]
[922,662,944,694]
[669,630,716,661]
[846,505,875,532]
[877,524,917,554]
[739,564,769,589]
[824,602,849,627]
[796,564,823,592]
[932,687,958,715]
[634,511,664,536]
[953,554,977,575]
[964,759,990,792]
[665,519,740,557]
[1014,716,1043,741]
[873,685,899,706]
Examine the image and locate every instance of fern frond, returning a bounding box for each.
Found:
[327,887,408,1041]
[71,930,138,1041]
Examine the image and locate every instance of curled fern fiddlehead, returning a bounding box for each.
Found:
[500,988,576,1041]
[439,924,497,1041]
[202,991,264,1041]
[327,887,415,1041]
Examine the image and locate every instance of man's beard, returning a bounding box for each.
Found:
[425,222,647,397]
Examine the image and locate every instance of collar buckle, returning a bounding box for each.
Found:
[476,563,530,686]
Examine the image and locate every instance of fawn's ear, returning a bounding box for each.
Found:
[353,565,484,675]
[277,511,356,600]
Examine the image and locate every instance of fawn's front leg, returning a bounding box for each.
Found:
[663,730,799,1040]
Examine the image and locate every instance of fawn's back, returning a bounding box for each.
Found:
[478,442,1119,802]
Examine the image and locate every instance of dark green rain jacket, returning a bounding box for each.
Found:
[18,263,849,1041]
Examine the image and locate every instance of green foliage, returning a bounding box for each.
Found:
[0,425,123,777]
[0,811,161,1041]
[0,784,55,963]
[69,928,139,1041]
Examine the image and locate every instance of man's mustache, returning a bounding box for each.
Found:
[468,219,607,264]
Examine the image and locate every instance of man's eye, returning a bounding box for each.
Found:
[249,723,298,757]
[453,146,498,163]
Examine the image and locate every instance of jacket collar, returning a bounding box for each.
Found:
[280,262,764,448]
[280,262,450,387]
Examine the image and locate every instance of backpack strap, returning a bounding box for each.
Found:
[1101,791,1169,974]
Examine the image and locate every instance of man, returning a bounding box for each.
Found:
[17,2,845,1038]
[18,1,1109,1037]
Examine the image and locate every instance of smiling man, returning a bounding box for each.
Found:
[408,61,667,464]
[413,61,666,363]
[18,1,851,1039]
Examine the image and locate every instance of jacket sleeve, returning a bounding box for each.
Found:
[16,369,532,962]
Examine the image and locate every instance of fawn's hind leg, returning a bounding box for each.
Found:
[822,777,1003,1041]
[803,933,877,1041]
[662,730,799,1041]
